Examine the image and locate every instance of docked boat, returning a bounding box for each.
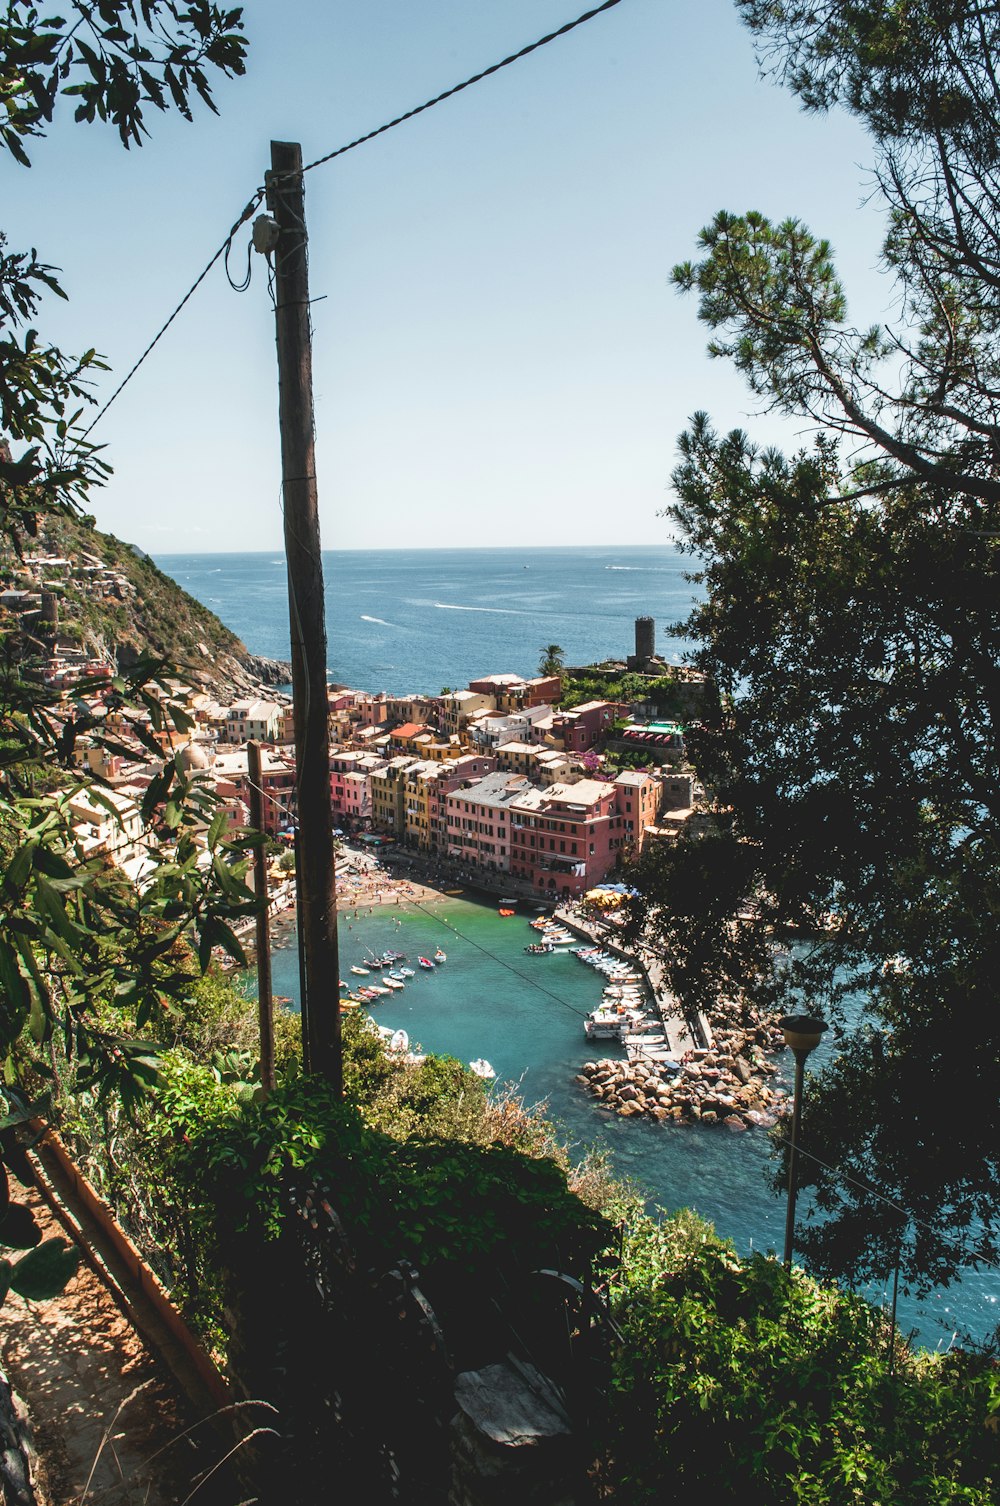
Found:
[433,949,447,963]
[382,977,405,990]
[584,1011,629,1041]
[525,942,554,954]
[350,964,369,976]
[418,956,435,969]
[367,983,391,995]
[397,967,416,978]
[585,1005,645,1041]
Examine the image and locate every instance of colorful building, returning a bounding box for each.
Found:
[547,700,620,753]
[508,779,627,900]
[444,772,532,873]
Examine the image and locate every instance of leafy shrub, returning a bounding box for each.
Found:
[602,1210,1000,1505]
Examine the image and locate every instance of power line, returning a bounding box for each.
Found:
[78,191,264,441]
[294,0,625,179]
[76,0,626,438]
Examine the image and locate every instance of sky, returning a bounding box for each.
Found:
[4,0,889,554]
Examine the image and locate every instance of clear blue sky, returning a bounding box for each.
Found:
[5,0,885,554]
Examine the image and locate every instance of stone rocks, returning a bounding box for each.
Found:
[576,1013,786,1130]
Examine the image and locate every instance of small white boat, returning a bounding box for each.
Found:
[469,1058,496,1080]
[367,983,391,995]
[382,977,404,990]
[350,964,369,976]
[433,949,447,963]
[398,967,415,978]
[389,1029,409,1053]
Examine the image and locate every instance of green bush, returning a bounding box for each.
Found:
[603,1210,1000,1505]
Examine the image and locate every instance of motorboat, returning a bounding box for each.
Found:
[584,1011,628,1041]
[418,956,435,969]
[350,964,369,976]
[397,967,416,978]
[433,949,447,963]
[525,942,554,954]
[382,977,404,990]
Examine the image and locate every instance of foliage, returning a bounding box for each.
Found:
[537,643,565,677]
[1,3,245,534]
[560,665,685,716]
[1,1,246,164]
[0,3,253,1110]
[632,0,1000,1288]
[0,686,258,1107]
[602,1209,1000,1505]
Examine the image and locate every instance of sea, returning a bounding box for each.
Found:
[156,544,999,1349]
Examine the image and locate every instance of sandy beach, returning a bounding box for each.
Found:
[334,843,452,915]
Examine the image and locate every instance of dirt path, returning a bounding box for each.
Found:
[1,1191,245,1506]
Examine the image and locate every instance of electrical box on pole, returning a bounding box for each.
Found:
[265,140,342,1092]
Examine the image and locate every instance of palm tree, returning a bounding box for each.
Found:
[538,644,565,676]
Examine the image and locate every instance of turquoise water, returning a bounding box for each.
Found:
[264,897,999,1349]
[158,544,999,1345]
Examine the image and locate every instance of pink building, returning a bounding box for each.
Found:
[508,779,628,900]
[445,772,530,872]
[613,769,662,856]
[548,700,621,753]
[467,674,562,711]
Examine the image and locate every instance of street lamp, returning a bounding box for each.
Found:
[779,1013,828,1270]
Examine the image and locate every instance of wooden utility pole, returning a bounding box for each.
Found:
[247,739,276,1094]
[265,140,341,1092]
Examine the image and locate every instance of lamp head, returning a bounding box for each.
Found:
[779,1014,828,1054]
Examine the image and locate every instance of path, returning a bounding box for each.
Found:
[2,1189,256,1506]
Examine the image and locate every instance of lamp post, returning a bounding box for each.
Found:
[779,1013,828,1270]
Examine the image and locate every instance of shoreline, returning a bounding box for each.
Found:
[246,843,788,1133]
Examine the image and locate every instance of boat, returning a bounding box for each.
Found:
[388,1029,409,1053]
[382,977,404,991]
[397,967,415,978]
[584,1011,628,1041]
[367,983,391,995]
[498,908,515,917]
[433,949,447,963]
[350,964,369,976]
[469,1058,496,1080]
[525,942,554,954]
[418,956,435,969]
[584,1008,646,1041]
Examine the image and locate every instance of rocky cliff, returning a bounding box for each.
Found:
[1,513,291,699]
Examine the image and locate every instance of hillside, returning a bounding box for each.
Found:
[1,512,289,698]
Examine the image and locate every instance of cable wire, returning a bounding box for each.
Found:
[292,0,625,180]
[78,190,264,440]
[76,0,625,438]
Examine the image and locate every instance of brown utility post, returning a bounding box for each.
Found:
[265,140,341,1091]
[247,739,276,1094]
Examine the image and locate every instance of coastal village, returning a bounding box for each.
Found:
[0,548,787,1136]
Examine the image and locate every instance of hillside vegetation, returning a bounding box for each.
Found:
[2,512,285,695]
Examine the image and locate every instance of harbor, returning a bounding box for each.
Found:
[254,856,1000,1348]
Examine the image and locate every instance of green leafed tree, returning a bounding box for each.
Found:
[0,5,253,1113]
[631,0,1000,1291]
[538,644,565,677]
